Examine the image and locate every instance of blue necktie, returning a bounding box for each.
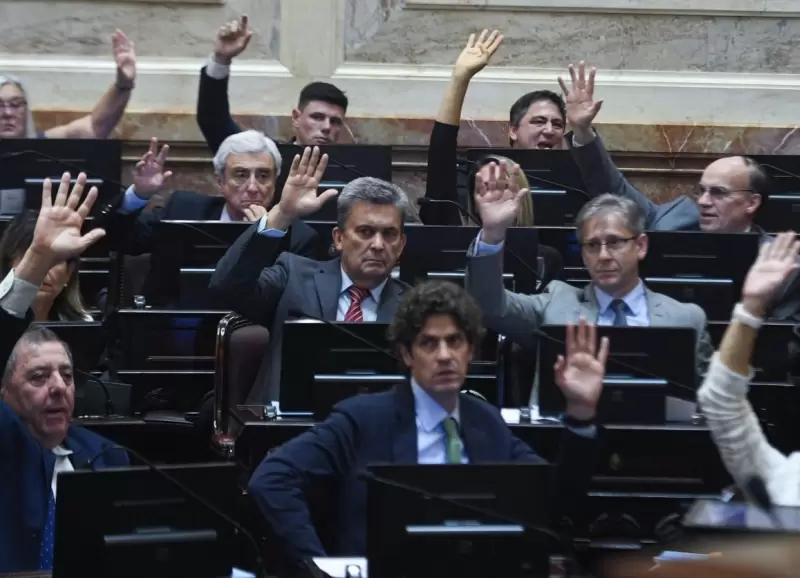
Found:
[39,489,55,570]
[610,299,629,327]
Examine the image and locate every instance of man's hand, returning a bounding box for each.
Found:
[112,29,137,88]
[132,138,172,198]
[214,15,253,65]
[555,319,609,421]
[268,147,337,231]
[453,29,504,80]
[557,61,603,143]
[741,231,800,318]
[243,204,267,222]
[473,161,527,244]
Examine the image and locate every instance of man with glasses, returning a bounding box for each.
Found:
[559,61,799,320]
[465,162,713,383]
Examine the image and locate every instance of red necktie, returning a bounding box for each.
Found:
[344,286,370,322]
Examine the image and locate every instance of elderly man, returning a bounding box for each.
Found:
[211,147,411,403]
[0,174,125,573]
[560,61,800,321]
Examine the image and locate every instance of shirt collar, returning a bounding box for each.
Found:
[52,445,73,457]
[594,279,647,316]
[220,205,234,222]
[411,379,460,433]
[340,266,387,304]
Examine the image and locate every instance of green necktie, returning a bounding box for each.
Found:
[442,417,462,464]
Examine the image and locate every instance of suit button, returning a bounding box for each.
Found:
[31,530,40,539]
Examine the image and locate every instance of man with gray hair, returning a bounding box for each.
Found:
[211,146,410,403]
[465,161,713,384]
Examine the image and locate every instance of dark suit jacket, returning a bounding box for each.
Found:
[248,384,599,563]
[209,224,409,402]
[0,308,129,572]
[196,66,245,154]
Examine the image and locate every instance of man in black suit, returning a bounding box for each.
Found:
[211,147,411,403]
[248,280,604,564]
[196,15,349,153]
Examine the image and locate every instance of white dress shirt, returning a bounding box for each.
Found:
[0,269,40,318]
[51,446,74,499]
[336,268,387,322]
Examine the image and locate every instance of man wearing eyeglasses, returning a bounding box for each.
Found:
[559,61,799,321]
[465,162,713,383]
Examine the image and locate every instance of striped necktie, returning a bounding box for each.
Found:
[344,286,370,322]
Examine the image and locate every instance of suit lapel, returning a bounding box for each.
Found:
[313,258,343,319]
[458,399,494,462]
[391,385,418,464]
[208,197,226,221]
[63,431,89,470]
[578,285,600,322]
[376,280,407,323]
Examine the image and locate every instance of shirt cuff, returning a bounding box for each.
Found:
[120,185,149,213]
[256,214,287,238]
[205,55,231,80]
[474,231,504,256]
[0,269,39,318]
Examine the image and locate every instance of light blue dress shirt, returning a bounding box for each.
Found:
[593,281,649,326]
[411,380,468,464]
[120,185,238,222]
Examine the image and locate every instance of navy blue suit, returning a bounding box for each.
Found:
[248,384,598,563]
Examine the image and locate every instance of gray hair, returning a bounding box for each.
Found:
[336,177,411,228]
[2,326,73,389]
[574,193,646,242]
[0,75,37,138]
[212,130,282,178]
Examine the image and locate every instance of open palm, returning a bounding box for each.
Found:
[473,161,526,232]
[112,29,136,83]
[742,232,800,305]
[133,137,172,196]
[454,29,503,78]
[279,147,337,219]
[557,61,603,130]
[555,319,609,418]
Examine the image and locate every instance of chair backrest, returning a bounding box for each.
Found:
[214,313,270,436]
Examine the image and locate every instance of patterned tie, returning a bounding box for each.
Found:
[39,489,56,570]
[442,417,462,464]
[610,299,629,327]
[344,286,370,323]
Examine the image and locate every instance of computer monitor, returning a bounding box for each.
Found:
[466,148,589,227]
[279,319,499,415]
[115,309,227,371]
[305,220,337,260]
[54,462,240,578]
[0,139,122,216]
[749,155,800,233]
[366,463,555,578]
[400,225,540,294]
[275,144,393,222]
[538,325,698,421]
[708,321,797,383]
[33,320,105,377]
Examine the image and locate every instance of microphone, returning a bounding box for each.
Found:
[83,442,268,577]
[746,476,783,529]
[75,368,118,417]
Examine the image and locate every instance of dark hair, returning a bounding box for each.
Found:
[2,326,73,388]
[509,90,566,128]
[387,281,485,353]
[741,156,770,202]
[298,82,349,113]
[0,210,90,321]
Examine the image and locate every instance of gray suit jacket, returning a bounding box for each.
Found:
[466,241,713,383]
[569,133,800,322]
[210,225,410,403]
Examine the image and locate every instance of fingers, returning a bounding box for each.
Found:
[307,146,322,177]
[296,147,313,177]
[41,178,53,209]
[317,188,338,206]
[465,33,476,49]
[564,322,576,360]
[476,29,488,46]
[155,143,170,167]
[54,172,71,207]
[313,152,329,183]
[147,137,157,157]
[76,186,99,220]
[578,60,586,87]
[66,173,87,210]
[553,354,565,378]
[76,228,106,252]
[587,65,597,95]
[597,336,611,367]
[243,206,255,221]
[568,63,578,88]
[486,30,504,55]
[557,76,569,96]
[241,14,249,31]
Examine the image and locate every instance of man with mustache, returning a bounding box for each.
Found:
[465,161,713,386]
[561,61,800,321]
[196,15,349,153]
[210,147,410,404]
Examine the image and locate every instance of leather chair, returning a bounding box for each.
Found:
[212,312,270,457]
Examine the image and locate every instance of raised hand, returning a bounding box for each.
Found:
[557,61,603,132]
[276,146,337,221]
[132,138,172,198]
[554,319,609,421]
[112,29,137,87]
[243,204,267,222]
[214,15,253,65]
[32,172,106,262]
[453,29,504,79]
[741,232,800,317]
[473,161,527,244]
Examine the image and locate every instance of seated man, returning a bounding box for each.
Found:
[248,280,603,564]
[210,151,410,403]
[560,61,800,321]
[698,232,800,505]
[466,161,713,385]
[197,16,349,152]
[0,173,126,573]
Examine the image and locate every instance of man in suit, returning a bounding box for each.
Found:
[0,172,127,573]
[248,280,604,564]
[210,147,410,403]
[466,161,713,385]
[559,61,800,321]
[196,16,349,154]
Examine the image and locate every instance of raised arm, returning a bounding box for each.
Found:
[45,30,136,139]
[421,30,503,226]
[698,232,800,504]
[197,16,251,153]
